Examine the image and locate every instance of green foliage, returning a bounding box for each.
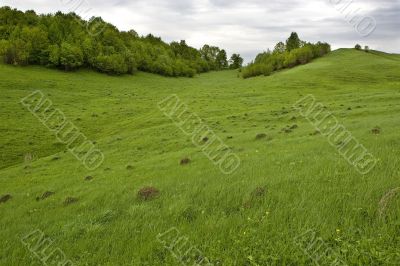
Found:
[0,6,235,77]
[242,63,273,78]
[286,32,301,52]
[216,49,228,70]
[94,54,128,75]
[3,39,30,65]
[273,41,286,54]
[200,44,222,71]
[355,44,362,50]
[59,42,84,70]
[48,44,60,66]
[242,33,331,79]
[0,39,8,55]
[229,54,243,69]
[21,26,49,64]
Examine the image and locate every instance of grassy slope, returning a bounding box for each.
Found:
[0,49,400,265]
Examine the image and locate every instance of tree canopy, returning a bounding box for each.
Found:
[242,32,331,79]
[229,54,244,69]
[0,6,235,77]
[286,32,301,52]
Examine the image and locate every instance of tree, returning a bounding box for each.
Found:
[273,42,286,54]
[286,32,301,52]
[364,46,370,52]
[0,40,9,55]
[20,27,49,64]
[123,50,137,74]
[48,44,60,66]
[216,49,228,69]
[4,39,30,65]
[355,44,361,50]
[229,54,243,69]
[200,45,220,70]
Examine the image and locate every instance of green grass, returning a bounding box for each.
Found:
[1,48,400,265]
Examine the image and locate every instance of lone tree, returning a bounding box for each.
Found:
[216,49,228,69]
[364,46,370,52]
[286,32,301,52]
[229,54,244,69]
[355,44,362,50]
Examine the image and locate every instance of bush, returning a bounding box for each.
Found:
[94,54,128,75]
[48,44,60,66]
[0,39,9,58]
[59,42,83,71]
[293,46,313,64]
[4,39,30,65]
[283,52,297,68]
[242,63,273,79]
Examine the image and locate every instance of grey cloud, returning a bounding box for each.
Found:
[2,0,399,61]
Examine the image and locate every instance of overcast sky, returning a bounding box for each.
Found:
[3,0,399,62]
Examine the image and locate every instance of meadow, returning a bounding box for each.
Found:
[1,49,400,265]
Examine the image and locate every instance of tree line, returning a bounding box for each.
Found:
[242,32,331,79]
[0,6,244,77]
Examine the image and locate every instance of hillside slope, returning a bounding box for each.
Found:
[1,49,400,265]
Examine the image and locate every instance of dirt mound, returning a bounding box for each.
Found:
[85,176,94,181]
[138,187,160,201]
[180,158,191,165]
[36,191,55,201]
[251,187,267,198]
[371,127,381,135]
[255,133,267,140]
[64,197,79,206]
[0,194,12,204]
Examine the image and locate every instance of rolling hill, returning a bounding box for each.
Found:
[1,48,400,265]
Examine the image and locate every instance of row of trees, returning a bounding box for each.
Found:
[0,7,243,77]
[242,32,331,79]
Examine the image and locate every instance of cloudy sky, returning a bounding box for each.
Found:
[3,0,399,62]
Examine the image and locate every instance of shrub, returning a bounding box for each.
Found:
[242,63,273,79]
[59,42,84,71]
[283,52,297,68]
[0,39,9,57]
[3,40,30,65]
[94,54,128,75]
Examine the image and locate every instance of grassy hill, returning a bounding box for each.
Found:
[1,49,400,265]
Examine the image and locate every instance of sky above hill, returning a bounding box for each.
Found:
[3,0,399,62]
